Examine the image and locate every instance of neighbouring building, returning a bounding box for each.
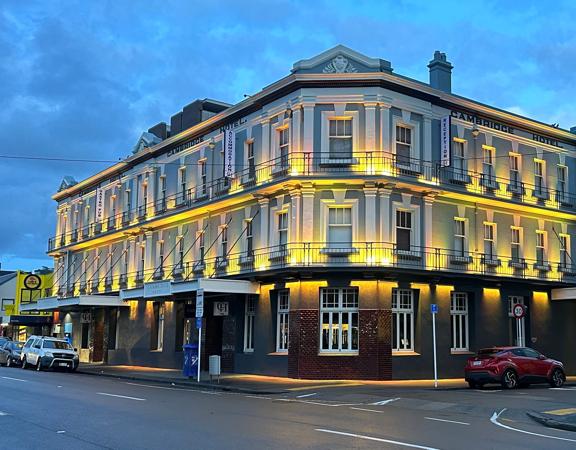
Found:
[23,46,576,379]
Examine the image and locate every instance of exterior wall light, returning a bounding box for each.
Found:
[471,126,480,138]
[208,138,216,149]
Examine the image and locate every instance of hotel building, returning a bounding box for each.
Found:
[27,46,576,379]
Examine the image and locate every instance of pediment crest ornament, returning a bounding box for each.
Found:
[322,55,358,74]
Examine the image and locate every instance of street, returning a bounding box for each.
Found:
[1,367,576,449]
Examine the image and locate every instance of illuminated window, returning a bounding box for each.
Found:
[395,125,412,165]
[328,207,352,247]
[536,230,546,264]
[244,296,256,352]
[278,127,290,167]
[392,289,414,352]
[509,154,521,189]
[276,290,290,352]
[278,212,288,247]
[329,118,353,158]
[396,210,412,252]
[483,223,496,260]
[557,165,568,197]
[320,288,359,353]
[454,218,467,256]
[450,292,469,351]
[534,159,545,193]
[511,227,522,262]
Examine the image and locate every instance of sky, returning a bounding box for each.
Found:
[0,0,575,272]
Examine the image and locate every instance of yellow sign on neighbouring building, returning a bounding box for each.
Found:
[14,271,53,317]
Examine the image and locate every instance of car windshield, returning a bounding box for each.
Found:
[11,342,23,350]
[42,340,72,350]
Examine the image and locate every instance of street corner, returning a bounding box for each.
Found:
[527,407,576,432]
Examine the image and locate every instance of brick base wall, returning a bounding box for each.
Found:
[288,309,392,380]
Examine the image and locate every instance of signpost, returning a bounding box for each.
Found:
[430,303,439,388]
[512,303,526,347]
[195,289,204,383]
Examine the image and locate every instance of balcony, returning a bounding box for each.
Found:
[48,151,576,253]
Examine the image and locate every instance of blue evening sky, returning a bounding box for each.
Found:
[1,0,575,271]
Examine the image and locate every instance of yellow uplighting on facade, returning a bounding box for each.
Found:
[533,291,549,302]
[381,257,392,266]
[483,287,500,298]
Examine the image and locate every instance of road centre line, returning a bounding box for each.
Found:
[490,409,576,443]
[297,392,317,398]
[1,376,27,382]
[245,395,272,400]
[97,392,146,401]
[315,428,440,450]
[425,417,470,426]
[371,398,400,405]
[350,407,385,414]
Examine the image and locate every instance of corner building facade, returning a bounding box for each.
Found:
[35,46,576,379]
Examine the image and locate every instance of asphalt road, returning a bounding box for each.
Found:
[1,367,576,449]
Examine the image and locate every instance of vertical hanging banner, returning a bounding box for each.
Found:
[223,129,236,178]
[440,115,451,167]
[95,188,105,222]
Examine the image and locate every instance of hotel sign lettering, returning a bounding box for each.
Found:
[450,110,565,149]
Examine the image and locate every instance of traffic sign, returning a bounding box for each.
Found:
[430,304,438,314]
[195,289,204,318]
[195,318,202,329]
[512,303,526,319]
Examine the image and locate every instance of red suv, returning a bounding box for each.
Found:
[465,347,565,389]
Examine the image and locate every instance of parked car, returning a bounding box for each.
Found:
[0,336,12,348]
[465,346,565,389]
[0,341,24,367]
[20,336,79,372]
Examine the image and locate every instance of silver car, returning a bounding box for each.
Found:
[21,336,79,372]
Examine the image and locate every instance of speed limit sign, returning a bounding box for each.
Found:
[512,303,526,319]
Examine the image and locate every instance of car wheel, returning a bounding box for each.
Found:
[550,368,565,388]
[502,369,518,389]
[36,360,42,371]
[6,357,11,368]
[21,357,27,369]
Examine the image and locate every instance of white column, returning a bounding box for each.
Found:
[302,103,315,154]
[301,183,315,243]
[379,186,393,242]
[380,105,391,152]
[423,117,432,162]
[365,103,377,152]
[364,183,378,242]
[258,197,270,249]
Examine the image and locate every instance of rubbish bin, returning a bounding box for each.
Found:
[209,355,221,382]
[182,343,198,378]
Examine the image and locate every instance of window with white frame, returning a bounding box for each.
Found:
[278,127,289,167]
[483,146,495,180]
[160,175,167,206]
[560,234,570,268]
[328,207,352,247]
[157,240,165,271]
[278,211,288,247]
[199,160,207,195]
[483,223,496,260]
[392,289,414,352]
[396,210,412,252]
[198,231,205,263]
[245,220,253,255]
[452,140,466,174]
[177,237,184,269]
[244,296,256,352]
[320,288,359,353]
[557,165,567,198]
[220,226,228,258]
[329,118,353,158]
[536,230,546,264]
[534,159,545,193]
[509,154,521,189]
[450,292,469,351]
[454,218,467,256]
[246,141,255,179]
[511,227,522,262]
[276,290,290,352]
[138,245,145,279]
[141,183,148,214]
[1,298,14,312]
[395,125,412,165]
[179,166,187,199]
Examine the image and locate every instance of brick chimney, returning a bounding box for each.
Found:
[428,51,453,93]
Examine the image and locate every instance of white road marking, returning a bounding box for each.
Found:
[97,392,146,401]
[1,376,27,382]
[425,417,470,426]
[0,411,8,416]
[124,382,220,395]
[277,399,361,407]
[350,407,385,414]
[490,409,576,443]
[297,392,317,398]
[550,387,576,391]
[371,397,400,405]
[56,431,66,434]
[475,389,502,393]
[315,428,439,450]
[57,385,63,388]
[245,395,272,400]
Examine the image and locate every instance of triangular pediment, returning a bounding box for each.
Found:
[291,45,392,74]
[132,131,162,155]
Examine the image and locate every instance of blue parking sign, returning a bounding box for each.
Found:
[430,304,438,314]
[196,318,203,328]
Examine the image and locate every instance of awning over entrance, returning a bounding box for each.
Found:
[120,278,260,300]
[9,314,53,326]
[19,295,128,312]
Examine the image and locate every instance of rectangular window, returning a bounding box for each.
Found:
[509,154,521,189]
[278,127,289,167]
[483,223,495,259]
[511,227,521,262]
[1,298,14,312]
[560,234,570,268]
[395,125,412,165]
[557,165,567,198]
[329,118,353,158]
[328,207,352,247]
[244,296,256,352]
[534,159,545,193]
[392,289,414,352]
[198,231,205,263]
[396,210,412,252]
[536,230,546,264]
[151,302,165,351]
[450,292,469,351]
[81,322,90,349]
[245,220,253,254]
[177,237,185,269]
[452,140,465,174]
[247,141,255,179]
[483,147,495,180]
[278,212,288,247]
[320,288,359,352]
[199,161,207,195]
[220,226,228,258]
[157,240,165,270]
[138,245,145,279]
[179,167,187,199]
[276,290,290,352]
[160,176,167,207]
[454,218,466,256]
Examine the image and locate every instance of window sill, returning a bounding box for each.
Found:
[318,352,359,356]
[392,351,420,357]
[267,351,288,356]
[243,350,254,354]
[450,350,474,355]
[150,349,163,353]
[320,247,358,256]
